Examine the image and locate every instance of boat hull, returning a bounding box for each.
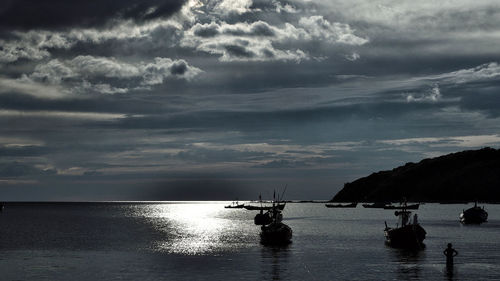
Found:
[244,203,285,211]
[384,204,420,210]
[260,222,292,245]
[460,207,488,224]
[325,203,357,208]
[362,203,388,208]
[224,204,245,209]
[384,224,426,249]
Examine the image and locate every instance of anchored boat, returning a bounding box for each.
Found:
[384,203,426,249]
[259,188,292,245]
[224,201,245,209]
[362,202,390,208]
[384,203,420,210]
[325,202,358,208]
[460,201,488,224]
[260,205,292,245]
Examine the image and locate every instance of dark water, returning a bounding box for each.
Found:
[1,202,499,280]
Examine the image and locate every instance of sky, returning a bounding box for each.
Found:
[1,0,500,201]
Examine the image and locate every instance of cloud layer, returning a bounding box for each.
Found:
[1,0,500,200]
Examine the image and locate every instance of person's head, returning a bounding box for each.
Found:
[448,243,452,248]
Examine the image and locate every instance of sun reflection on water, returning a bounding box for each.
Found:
[139,202,253,255]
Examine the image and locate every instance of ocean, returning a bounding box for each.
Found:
[0,202,499,280]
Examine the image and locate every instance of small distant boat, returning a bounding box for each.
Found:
[224,201,245,209]
[384,203,426,249]
[362,202,389,208]
[460,202,488,224]
[244,203,286,211]
[384,203,420,210]
[325,202,358,208]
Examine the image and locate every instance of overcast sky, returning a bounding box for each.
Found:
[1,0,500,200]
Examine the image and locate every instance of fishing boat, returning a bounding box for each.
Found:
[260,220,292,245]
[254,209,273,225]
[384,203,426,249]
[460,201,488,224]
[384,203,420,210]
[258,187,292,245]
[244,203,285,211]
[362,202,390,208]
[325,202,358,208]
[260,203,291,244]
[224,201,245,209]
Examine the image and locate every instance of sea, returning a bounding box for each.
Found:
[0,202,499,280]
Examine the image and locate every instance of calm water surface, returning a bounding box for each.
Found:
[0,202,499,280]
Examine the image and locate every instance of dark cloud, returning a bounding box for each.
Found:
[0,92,166,115]
[2,0,500,201]
[0,145,51,157]
[456,81,500,118]
[148,178,251,200]
[256,159,310,168]
[89,99,447,142]
[0,0,186,32]
[174,147,271,163]
[192,23,220,38]
[0,162,56,177]
[224,45,256,58]
[170,60,188,75]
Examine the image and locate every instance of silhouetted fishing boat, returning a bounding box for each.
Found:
[384,202,426,249]
[460,202,488,224]
[325,202,358,208]
[384,203,420,210]
[224,201,245,209]
[260,219,292,245]
[260,203,291,244]
[254,209,273,225]
[244,202,285,211]
[362,202,390,208]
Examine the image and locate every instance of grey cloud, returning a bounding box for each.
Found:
[0,0,187,31]
[297,15,368,45]
[0,91,166,115]
[430,62,500,84]
[0,162,57,178]
[256,159,310,168]
[169,61,188,75]
[69,56,140,78]
[30,59,75,84]
[0,32,72,63]
[222,21,276,37]
[2,0,500,200]
[224,45,256,58]
[192,23,220,38]
[0,145,51,157]
[174,147,271,163]
[25,56,202,94]
[182,15,366,62]
[189,21,278,39]
[406,85,442,103]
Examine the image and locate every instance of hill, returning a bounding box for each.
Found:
[332,147,500,202]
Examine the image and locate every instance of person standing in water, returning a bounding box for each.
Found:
[443,243,458,268]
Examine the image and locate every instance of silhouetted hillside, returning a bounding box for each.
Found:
[332,147,500,202]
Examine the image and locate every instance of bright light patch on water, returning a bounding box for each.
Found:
[139,203,251,255]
